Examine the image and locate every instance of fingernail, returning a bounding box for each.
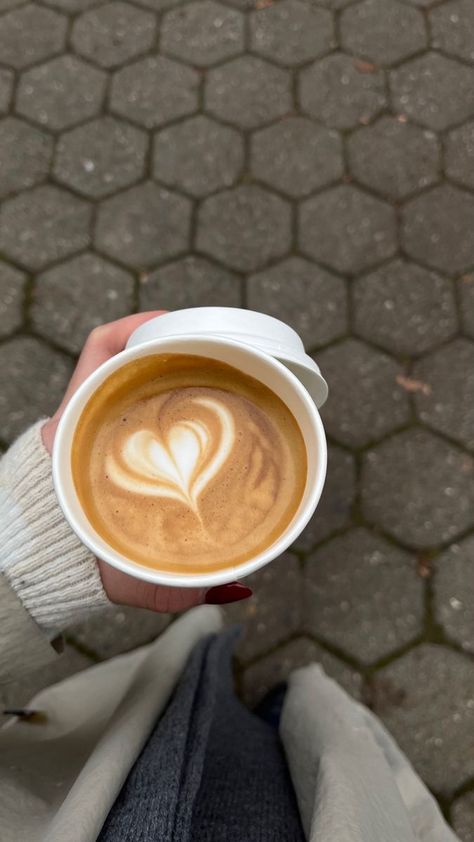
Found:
[205,582,252,605]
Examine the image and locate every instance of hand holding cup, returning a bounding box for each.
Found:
[42,312,252,612]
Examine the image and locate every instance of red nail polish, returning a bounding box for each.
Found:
[205,582,252,605]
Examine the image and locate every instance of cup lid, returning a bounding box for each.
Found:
[267,350,328,408]
[209,333,328,408]
[127,307,328,408]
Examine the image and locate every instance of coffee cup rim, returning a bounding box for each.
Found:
[53,335,327,588]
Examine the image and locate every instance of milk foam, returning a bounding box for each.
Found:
[105,397,235,513]
[72,354,307,574]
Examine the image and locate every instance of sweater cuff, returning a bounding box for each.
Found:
[0,420,110,635]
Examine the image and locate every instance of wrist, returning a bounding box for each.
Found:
[0,420,110,635]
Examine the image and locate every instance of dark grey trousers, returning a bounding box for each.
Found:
[98,628,305,842]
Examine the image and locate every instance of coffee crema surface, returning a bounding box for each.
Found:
[72,354,307,574]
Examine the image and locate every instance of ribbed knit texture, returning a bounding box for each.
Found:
[98,628,305,842]
[0,420,110,634]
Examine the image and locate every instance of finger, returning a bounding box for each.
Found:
[98,562,252,613]
[145,582,252,611]
[52,311,166,420]
[98,561,205,612]
[140,583,207,613]
[136,581,252,611]
[85,310,168,359]
[204,583,252,604]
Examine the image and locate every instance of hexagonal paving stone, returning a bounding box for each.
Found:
[315,0,355,6]
[402,185,474,275]
[95,182,191,269]
[68,605,170,660]
[0,337,73,443]
[401,0,437,6]
[445,121,474,190]
[353,259,457,355]
[131,0,183,10]
[214,0,253,8]
[0,260,26,338]
[54,117,147,199]
[197,185,291,272]
[17,56,106,131]
[71,1,156,69]
[0,69,13,114]
[452,792,474,842]
[315,340,409,448]
[161,1,244,67]
[295,444,355,552]
[430,0,474,64]
[110,56,199,129]
[41,0,102,11]
[153,115,243,198]
[0,0,30,10]
[459,273,474,339]
[247,256,347,349]
[205,56,291,129]
[390,53,474,131]
[299,52,386,130]
[433,536,474,655]
[31,253,135,354]
[348,117,439,200]
[0,185,91,271]
[224,553,302,663]
[251,117,343,198]
[0,117,53,200]
[340,0,426,66]
[300,185,397,275]
[241,637,363,707]
[139,255,240,310]
[250,0,334,67]
[373,645,474,794]
[0,4,67,70]
[413,339,474,450]
[362,429,474,547]
[304,528,423,665]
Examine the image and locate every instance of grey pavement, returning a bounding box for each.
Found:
[0,0,473,831]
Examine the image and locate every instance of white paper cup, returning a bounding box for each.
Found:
[53,334,327,589]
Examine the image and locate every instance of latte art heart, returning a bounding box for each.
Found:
[72,354,307,574]
[106,397,235,513]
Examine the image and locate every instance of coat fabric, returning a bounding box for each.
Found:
[0,581,459,842]
[98,627,305,842]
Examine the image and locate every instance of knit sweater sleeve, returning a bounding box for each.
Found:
[0,420,110,639]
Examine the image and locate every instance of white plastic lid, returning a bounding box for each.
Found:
[127,307,328,408]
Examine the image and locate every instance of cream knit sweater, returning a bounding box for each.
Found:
[0,420,110,634]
